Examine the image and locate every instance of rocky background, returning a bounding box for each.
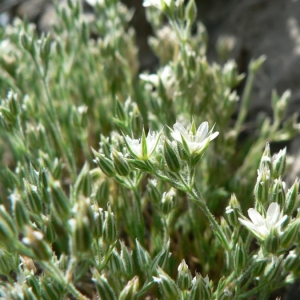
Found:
[1,0,300,298]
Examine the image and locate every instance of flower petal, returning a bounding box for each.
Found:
[248,208,264,226]
[195,122,208,142]
[172,122,190,141]
[267,202,280,224]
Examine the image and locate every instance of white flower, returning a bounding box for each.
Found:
[238,202,287,240]
[86,0,104,6]
[125,130,161,159]
[170,121,219,154]
[140,65,176,100]
[143,0,172,9]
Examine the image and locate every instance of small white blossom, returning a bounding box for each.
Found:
[125,130,161,159]
[238,202,287,240]
[170,121,219,154]
[143,0,172,9]
[86,0,104,6]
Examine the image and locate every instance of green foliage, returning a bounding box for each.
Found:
[0,0,300,299]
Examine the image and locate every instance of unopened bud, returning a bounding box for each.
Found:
[270,179,286,207]
[190,273,211,300]
[109,249,125,275]
[92,149,115,177]
[159,188,176,214]
[234,238,247,271]
[153,269,181,300]
[272,148,286,179]
[112,150,130,177]
[75,217,92,253]
[251,257,268,277]
[185,0,197,25]
[24,181,42,214]
[96,180,110,206]
[11,192,29,229]
[93,273,117,300]
[0,205,18,246]
[265,227,280,254]
[177,259,192,291]
[147,179,161,204]
[225,194,241,227]
[26,274,41,298]
[7,92,20,116]
[284,250,300,272]
[284,178,299,215]
[22,228,52,261]
[121,242,134,278]
[164,140,180,173]
[102,209,117,244]
[281,219,300,249]
[135,239,151,271]
[264,256,282,282]
[51,181,70,220]
[93,209,104,239]
[119,276,139,300]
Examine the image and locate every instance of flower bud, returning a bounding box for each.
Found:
[234,238,247,271]
[112,150,130,177]
[41,278,62,300]
[160,188,176,214]
[135,239,151,271]
[281,219,300,249]
[225,194,241,227]
[93,273,117,300]
[21,34,36,57]
[119,276,139,300]
[254,166,270,205]
[264,227,280,254]
[190,273,211,300]
[251,257,268,277]
[0,250,12,276]
[75,217,92,253]
[249,55,266,74]
[11,192,29,230]
[109,249,125,275]
[7,92,20,116]
[24,180,42,214]
[42,217,57,244]
[270,179,286,208]
[0,106,15,124]
[22,228,52,261]
[185,0,197,25]
[151,240,170,272]
[96,180,110,206]
[92,149,115,177]
[51,181,70,220]
[121,242,134,278]
[176,141,189,161]
[0,205,18,246]
[284,250,300,272]
[177,259,192,291]
[153,269,181,300]
[147,179,161,204]
[40,34,51,63]
[102,209,117,244]
[264,256,282,282]
[93,209,104,239]
[115,99,126,122]
[163,140,180,173]
[26,274,41,298]
[272,148,286,179]
[284,178,299,215]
